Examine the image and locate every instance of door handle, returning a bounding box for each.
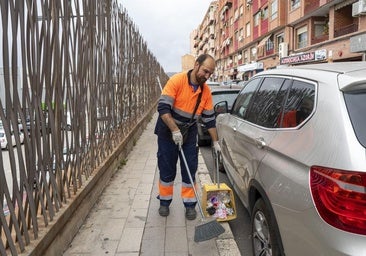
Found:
[255,137,266,149]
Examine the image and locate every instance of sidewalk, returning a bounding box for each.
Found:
[63,113,240,256]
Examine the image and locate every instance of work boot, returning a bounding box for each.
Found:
[185,207,197,220]
[158,205,169,217]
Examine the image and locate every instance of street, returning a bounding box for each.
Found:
[199,145,253,256]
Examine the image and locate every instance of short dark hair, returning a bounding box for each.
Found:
[196,54,215,65]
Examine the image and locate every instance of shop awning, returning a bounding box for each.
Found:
[237,62,264,72]
[335,0,356,10]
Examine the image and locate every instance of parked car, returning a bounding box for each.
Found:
[206,80,221,87]
[0,128,24,149]
[215,62,366,256]
[197,86,241,146]
[237,80,248,87]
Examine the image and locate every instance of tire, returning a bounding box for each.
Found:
[197,138,205,146]
[251,198,282,256]
[197,135,209,146]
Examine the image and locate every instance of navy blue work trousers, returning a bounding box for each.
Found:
[157,134,198,207]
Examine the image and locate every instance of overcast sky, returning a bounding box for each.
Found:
[119,0,213,73]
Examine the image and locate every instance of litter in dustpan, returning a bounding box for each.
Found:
[202,183,237,221]
[201,150,237,222]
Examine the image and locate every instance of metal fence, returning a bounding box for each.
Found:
[0,0,166,254]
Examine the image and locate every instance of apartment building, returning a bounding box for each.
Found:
[191,0,366,82]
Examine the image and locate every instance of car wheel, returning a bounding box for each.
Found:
[197,138,205,146]
[251,198,282,256]
[197,135,209,146]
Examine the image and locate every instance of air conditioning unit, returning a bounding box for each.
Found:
[238,35,244,42]
[278,42,288,58]
[353,0,366,16]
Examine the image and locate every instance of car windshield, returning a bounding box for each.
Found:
[344,90,366,148]
[212,91,240,109]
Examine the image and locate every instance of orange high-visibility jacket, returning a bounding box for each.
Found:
[154,70,216,139]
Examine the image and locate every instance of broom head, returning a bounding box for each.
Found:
[194,218,225,242]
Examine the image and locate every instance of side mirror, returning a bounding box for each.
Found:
[214,101,229,115]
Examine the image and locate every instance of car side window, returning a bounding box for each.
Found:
[279,80,315,128]
[231,78,261,119]
[246,77,289,128]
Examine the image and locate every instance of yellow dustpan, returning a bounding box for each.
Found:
[201,150,237,222]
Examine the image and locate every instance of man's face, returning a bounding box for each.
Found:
[194,59,215,85]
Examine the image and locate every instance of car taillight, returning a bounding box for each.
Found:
[310,166,366,235]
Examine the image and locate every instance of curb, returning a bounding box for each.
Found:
[197,153,241,256]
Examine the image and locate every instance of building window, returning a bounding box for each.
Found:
[297,26,308,49]
[262,7,269,20]
[254,12,260,26]
[271,0,278,20]
[246,22,251,37]
[234,9,239,21]
[251,47,257,60]
[314,21,328,37]
[276,33,284,50]
[291,0,300,10]
[239,28,244,41]
[266,37,274,52]
[244,50,249,63]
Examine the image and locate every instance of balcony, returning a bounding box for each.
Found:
[265,48,274,56]
[311,34,329,44]
[334,23,358,38]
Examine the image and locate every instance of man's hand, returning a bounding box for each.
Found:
[213,141,221,155]
[172,130,183,147]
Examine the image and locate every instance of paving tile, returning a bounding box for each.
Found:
[136,182,153,195]
[116,227,144,253]
[139,173,155,185]
[125,208,148,228]
[140,238,165,256]
[131,194,150,209]
[165,227,188,252]
[141,226,165,241]
[100,217,126,240]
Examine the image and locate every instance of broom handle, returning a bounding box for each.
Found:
[215,150,220,189]
[179,146,206,219]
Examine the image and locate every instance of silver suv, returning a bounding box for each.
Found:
[215,62,366,256]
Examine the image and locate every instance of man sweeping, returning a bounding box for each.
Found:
[154,54,221,220]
